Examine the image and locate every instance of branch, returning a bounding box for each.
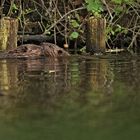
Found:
[43,6,86,34]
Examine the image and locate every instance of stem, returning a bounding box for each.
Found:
[43,6,86,34]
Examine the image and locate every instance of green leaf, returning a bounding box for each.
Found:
[114,6,123,15]
[122,29,128,34]
[111,30,115,36]
[115,24,122,32]
[75,14,81,22]
[70,32,79,39]
[111,0,122,4]
[12,3,18,10]
[85,0,103,14]
[112,0,133,4]
[71,20,80,28]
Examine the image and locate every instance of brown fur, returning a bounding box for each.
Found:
[7,43,70,58]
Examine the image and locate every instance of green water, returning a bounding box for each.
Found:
[0,54,140,140]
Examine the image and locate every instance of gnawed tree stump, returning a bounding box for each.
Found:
[0,43,70,59]
[86,17,106,54]
[0,17,18,51]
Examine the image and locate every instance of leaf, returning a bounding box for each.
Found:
[71,20,80,28]
[111,30,115,35]
[75,14,81,22]
[122,29,128,34]
[114,6,123,15]
[115,24,122,32]
[111,0,122,4]
[70,32,79,39]
[12,3,18,10]
[85,0,103,13]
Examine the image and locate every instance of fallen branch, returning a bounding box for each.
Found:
[106,48,125,53]
[18,34,53,44]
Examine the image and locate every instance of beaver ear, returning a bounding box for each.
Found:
[22,46,28,52]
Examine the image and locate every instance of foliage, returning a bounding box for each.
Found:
[85,0,103,16]
[69,19,80,40]
[111,0,133,4]
[71,19,80,28]
[1,0,139,50]
[70,32,79,40]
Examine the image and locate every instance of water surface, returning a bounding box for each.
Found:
[0,54,140,140]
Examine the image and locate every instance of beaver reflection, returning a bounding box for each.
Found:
[0,91,4,96]
[18,58,69,79]
[16,58,70,98]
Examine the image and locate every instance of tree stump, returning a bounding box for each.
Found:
[86,17,106,54]
[0,17,18,51]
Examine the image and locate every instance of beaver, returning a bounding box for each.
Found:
[5,43,70,58]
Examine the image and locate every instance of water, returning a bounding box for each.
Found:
[0,53,140,140]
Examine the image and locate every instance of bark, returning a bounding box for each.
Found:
[86,17,106,54]
[0,17,18,51]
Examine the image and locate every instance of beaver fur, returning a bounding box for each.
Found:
[4,43,70,58]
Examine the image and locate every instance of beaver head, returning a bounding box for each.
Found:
[41,43,70,57]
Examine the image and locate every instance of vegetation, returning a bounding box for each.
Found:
[0,0,140,51]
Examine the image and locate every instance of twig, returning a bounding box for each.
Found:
[43,6,86,34]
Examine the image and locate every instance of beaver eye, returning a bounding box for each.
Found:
[58,50,63,55]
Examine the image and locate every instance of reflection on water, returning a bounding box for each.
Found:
[0,54,140,140]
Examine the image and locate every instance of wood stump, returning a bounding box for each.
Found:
[86,17,106,54]
[0,17,18,51]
